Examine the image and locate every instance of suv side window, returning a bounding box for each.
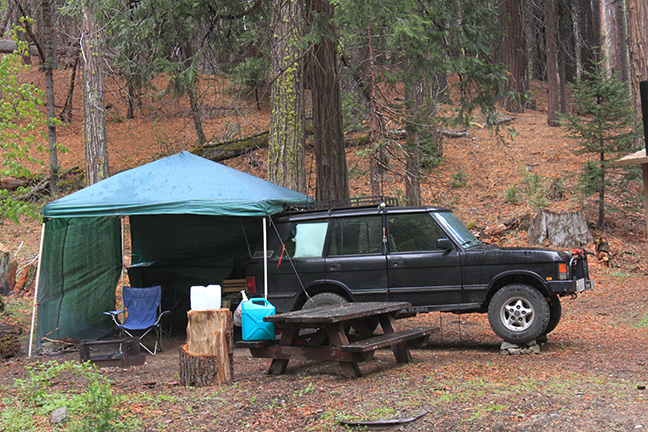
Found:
[284,221,328,258]
[328,216,382,256]
[388,213,445,252]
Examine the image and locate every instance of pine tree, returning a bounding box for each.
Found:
[560,59,639,227]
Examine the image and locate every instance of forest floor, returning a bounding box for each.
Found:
[1,70,648,431]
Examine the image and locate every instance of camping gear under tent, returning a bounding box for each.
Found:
[32,151,308,350]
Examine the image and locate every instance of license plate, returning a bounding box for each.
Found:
[576,278,585,292]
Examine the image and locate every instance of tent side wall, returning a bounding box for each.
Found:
[37,217,122,344]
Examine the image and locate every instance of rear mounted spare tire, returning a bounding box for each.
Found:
[488,284,550,344]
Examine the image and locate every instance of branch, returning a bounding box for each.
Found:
[13,1,45,63]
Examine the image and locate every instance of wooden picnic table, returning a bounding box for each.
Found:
[237,301,438,378]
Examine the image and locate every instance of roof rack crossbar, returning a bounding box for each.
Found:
[285,196,399,212]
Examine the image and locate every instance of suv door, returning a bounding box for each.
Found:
[265,219,328,311]
[325,215,388,301]
[386,212,463,306]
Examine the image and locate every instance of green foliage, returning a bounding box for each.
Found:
[560,57,640,225]
[503,187,521,204]
[0,361,141,431]
[520,170,550,210]
[232,57,267,93]
[0,33,48,223]
[450,168,468,188]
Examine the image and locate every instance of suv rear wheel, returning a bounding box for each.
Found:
[303,292,348,309]
[488,284,550,344]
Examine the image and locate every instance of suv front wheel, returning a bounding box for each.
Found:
[487,284,550,344]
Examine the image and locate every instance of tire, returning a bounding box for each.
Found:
[488,284,550,344]
[302,292,348,309]
[544,295,562,335]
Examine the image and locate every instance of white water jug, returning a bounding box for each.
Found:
[190,284,222,310]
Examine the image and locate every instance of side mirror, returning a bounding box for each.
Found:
[437,238,454,251]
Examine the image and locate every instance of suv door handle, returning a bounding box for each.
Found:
[329,263,341,271]
[391,260,404,268]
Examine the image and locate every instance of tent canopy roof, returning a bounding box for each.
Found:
[43,151,309,218]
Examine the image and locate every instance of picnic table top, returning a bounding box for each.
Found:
[263,301,412,324]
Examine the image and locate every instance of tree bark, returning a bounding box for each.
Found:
[502,0,527,113]
[367,28,383,196]
[611,0,629,88]
[0,323,21,359]
[579,0,602,75]
[528,210,593,248]
[59,51,79,123]
[545,0,560,127]
[627,0,648,140]
[268,0,306,193]
[179,309,233,386]
[81,5,109,186]
[41,0,59,194]
[307,0,348,201]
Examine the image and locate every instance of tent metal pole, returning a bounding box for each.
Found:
[263,217,268,299]
[28,222,46,357]
[121,216,125,287]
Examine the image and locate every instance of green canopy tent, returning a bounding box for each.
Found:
[29,151,308,354]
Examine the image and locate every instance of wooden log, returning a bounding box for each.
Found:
[179,309,233,386]
[0,323,21,359]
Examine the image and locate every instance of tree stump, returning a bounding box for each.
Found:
[528,210,593,248]
[179,309,233,387]
[0,323,22,359]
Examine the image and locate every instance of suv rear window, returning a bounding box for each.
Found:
[328,216,382,256]
[284,221,328,258]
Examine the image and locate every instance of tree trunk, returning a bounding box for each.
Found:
[307,0,349,201]
[268,0,306,193]
[41,0,59,194]
[0,0,14,38]
[404,81,425,206]
[502,0,527,113]
[59,51,79,123]
[187,83,206,148]
[81,6,109,186]
[579,0,602,75]
[528,210,593,248]
[367,28,383,197]
[612,0,629,88]
[545,0,560,127]
[557,0,574,113]
[179,309,233,387]
[627,0,648,142]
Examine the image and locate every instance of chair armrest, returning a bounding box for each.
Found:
[154,310,171,325]
[103,310,126,317]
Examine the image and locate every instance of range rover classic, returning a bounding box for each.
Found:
[244,202,593,344]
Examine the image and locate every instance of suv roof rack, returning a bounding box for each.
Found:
[286,196,399,212]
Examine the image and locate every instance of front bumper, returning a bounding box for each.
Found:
[548,278,594,295]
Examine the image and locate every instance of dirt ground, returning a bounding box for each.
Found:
[1,69,648,430]
[2,265,648,431]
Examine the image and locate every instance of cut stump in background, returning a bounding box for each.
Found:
[0,323,21,359]
[527,210,593,248]
[179,309,233,387]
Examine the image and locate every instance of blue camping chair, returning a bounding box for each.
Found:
[104,286,170,356]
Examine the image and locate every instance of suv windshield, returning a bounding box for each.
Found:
[434,211,481,248]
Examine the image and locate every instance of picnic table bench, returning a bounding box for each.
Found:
[237,301,438,378]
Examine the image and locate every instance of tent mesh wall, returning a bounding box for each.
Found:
[37,217,122,344]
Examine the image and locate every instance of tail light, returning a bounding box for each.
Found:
[246,276,257,294]
[558,263,568,280]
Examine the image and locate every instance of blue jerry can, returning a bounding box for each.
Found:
[241,298,276,341]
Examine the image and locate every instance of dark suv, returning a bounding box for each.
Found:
[244,200,593,344]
